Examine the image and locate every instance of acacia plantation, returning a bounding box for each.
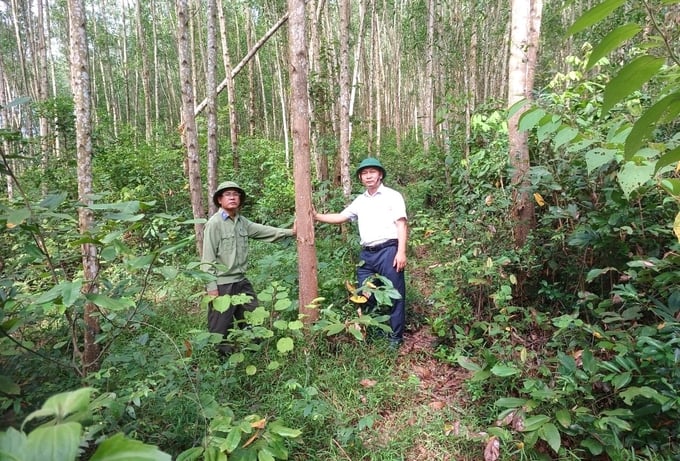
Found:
[1,0,679,460]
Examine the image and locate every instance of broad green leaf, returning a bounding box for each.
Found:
[601,56,665,115]
[490,363,520,377]
[266,361,280,370]
[495,397,527,408]
[655,145,680,174]
[126,254,155,270]
[349,326,364,340]
[85,294,135,311]
[538,422,561,453]
[175,447,204,461]
[89,433,171,461]
[620,386,671,405]
[228,352,245,365]
[223,427,242,454]
[625,93,680,160]
[61,280,83,307]
[553,126,579,149]
[0,375,21,395]
[518,108,547,132]
[457,356,482,372]
[274,298,292,311]
[212,295,232,313]
[618,160,656,198]
[523,415,550,432]
[267,420,302,438]
[661,178,680,198]
[246,365,257,376]
[276,337,294,354]
[324,323,346,336]
[567,0,626,36]
[611,371,632,390]
[287,320,304,330]
[581,437,604,455]
[585,148,617,174]
[5,208,30,228]
[587,24,642,70]
[257,448,275,461]
[33,285,63,305]
[26,422,81,461]
[0,427,27,459]
[555,409,571,428]
[39,192,68,210]
[24,388,94,426]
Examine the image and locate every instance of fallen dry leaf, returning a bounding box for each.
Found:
[484,436,500,461]
[444,420,461,436]
[360,378,377,388]
[250,418,267,429]
[428,400,446,410]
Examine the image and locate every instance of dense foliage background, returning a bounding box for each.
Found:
[1,0,680,460]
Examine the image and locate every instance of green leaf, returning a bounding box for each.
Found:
[585,148,617,174]
[267,420,302,438]
[246,365,257,376]
[276,337,294,354]
[5,207,30,227]
[89,433,171,461]
[567,0,626,36]
[126,254,156,270]
[223,427,242,453]
[490,363,520,377]
[620,386,671,405]
[660,178,680,197]
[61,280,83,307]
[39,192,68,210]
[33,285,63,305]
[553,126,579,149]
[257,448,275,461]
[0,375,21,396]
[0,427,27,460]
[495,397,527,408]
[618,160,656,198]
[601,56,665,116]
[523,415,550,432]
[625,92,680,160]
[212,295,232,313]
[175,447,204,461]
[324,323,346,336]
[538,422,561,453]
[587,24,642,70]
[655,145,680,175]
[287,320,304,330]
[518,108,546,132]
[24,388,95,425]
[85,294,135,311]
[25,423,81,461]
[581,437,604,455]
[274,298,292,311]
[555,409,571,428]
[457,356,482,372]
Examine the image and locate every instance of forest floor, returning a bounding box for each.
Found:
[364,245,479,460]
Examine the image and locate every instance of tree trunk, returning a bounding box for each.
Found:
[135,0,152,142]
[217,0,240,171]
[206,0,219,216]
[507,0,542,247]
[338,0,351,198]
[177,0,205,255]
[422,0,435,152]
[288,0,319,323]
[68,0,101,374]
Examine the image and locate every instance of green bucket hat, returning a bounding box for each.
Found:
[213,181,246,207]
[355,157,386,179]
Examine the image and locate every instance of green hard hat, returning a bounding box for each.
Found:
[355,157,386,179]
[213,181,246,207]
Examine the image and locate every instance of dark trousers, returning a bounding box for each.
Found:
[357,245,406,342]
[208,279,258,354]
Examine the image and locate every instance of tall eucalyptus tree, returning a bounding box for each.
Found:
[507,0,543,246]
[67,0,100,373]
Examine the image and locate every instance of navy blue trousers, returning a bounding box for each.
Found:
[357,245,406,342]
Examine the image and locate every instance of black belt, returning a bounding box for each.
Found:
[362,239,398,252]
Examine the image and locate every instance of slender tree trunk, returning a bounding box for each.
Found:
[217,0,240,171]
[507,0,542,247]
[288,0,319,322]
[422,0,435,152]
[177,0,205,255]
[135,0,152,142]
[247,9,256,136]
[338,0,351,198]
[36,0,50,194]
[206,0,219,216]
[68,0,101,374]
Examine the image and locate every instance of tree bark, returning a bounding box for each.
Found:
[135,0,152,142]
[177,0,205,255]
[206,0,219,216]
[288,0,319,323]
[217,0,240,171]
[68,0,101,374]
[338,0,351,198]
[507,0,542,247]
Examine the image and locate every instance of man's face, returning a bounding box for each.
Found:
[359,167,382,188]
[218,189,241,211]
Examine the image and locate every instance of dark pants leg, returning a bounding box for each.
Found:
[357,246,406,342]
[208,279,258,354]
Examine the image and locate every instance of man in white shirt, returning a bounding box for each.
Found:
[314,157,408,347]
